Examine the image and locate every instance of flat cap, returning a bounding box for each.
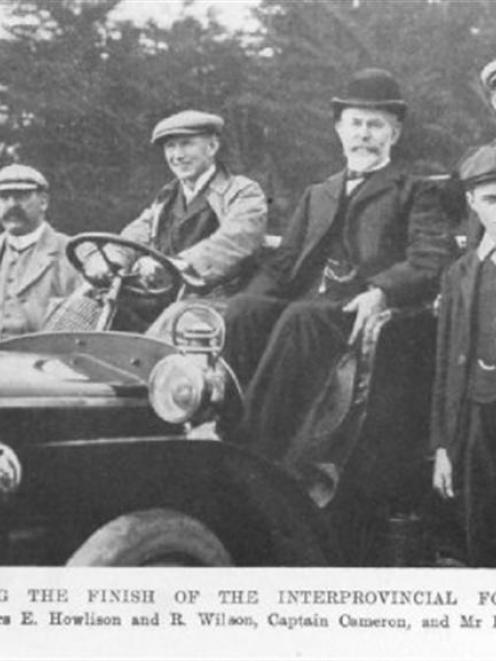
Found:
[458,143,496,189]
[481,59,496,92]
[0,164,48,191]
[151,110,224,144]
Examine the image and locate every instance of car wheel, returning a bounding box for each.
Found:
[66,508,233,566]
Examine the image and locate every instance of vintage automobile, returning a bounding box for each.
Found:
[0,232,439,567]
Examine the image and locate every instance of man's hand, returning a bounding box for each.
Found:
[132,256,163,286]
[342,287,387,345]
[84,252,114,287]
[433,448,454,499]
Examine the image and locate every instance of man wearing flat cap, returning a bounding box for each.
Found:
[0,164,80,338]
[83,109,267,325]
[432,143,496,566]
[221,68,454,486]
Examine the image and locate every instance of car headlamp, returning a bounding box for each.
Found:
[0,443,22,496]
[149,354,206,424]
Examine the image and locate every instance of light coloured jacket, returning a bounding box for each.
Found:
[121,167,267,285]
[0,223,81,338]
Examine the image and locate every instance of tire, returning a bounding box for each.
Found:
[67,508,233,566]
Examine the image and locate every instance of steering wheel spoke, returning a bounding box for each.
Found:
[95,243,127,276]
[66,232,183,301]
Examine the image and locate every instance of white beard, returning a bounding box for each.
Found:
[346,150,384,173]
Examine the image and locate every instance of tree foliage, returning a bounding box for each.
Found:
[0,0,495,233]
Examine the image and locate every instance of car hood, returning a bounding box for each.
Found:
[0,331,175,406]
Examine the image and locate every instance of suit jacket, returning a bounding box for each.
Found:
[430,250,482,464]
[0,223,81,337]
[120,167,267,285]
[247,162,454,306]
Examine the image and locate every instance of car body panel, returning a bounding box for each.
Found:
[0,331,175,406]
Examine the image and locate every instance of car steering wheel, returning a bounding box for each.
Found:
[66,232,183,300]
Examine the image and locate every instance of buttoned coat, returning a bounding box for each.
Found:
[247,162,454,306]
[0,223,81,337]
[120,167,267,286]
[430,250,481,465]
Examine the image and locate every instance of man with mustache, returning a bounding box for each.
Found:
[221,68,455,489]
[0,164,80,338]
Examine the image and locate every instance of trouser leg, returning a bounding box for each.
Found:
[466,402,496,566]
[223,294,288,388]
[237,298,352,460]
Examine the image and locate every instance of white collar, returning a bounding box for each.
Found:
[345,158,391,195]
[6,221,46,251]
[181,165,216,204]
[477,232,495,261]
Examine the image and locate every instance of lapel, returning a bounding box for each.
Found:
[179,187,210,224]
[180,167,226,223]
[346,161,402,217]
[459,249,483,317]
[14,224,60,295]
[151,180,177,237]
[292,170,345,275]
[152,169,221,235]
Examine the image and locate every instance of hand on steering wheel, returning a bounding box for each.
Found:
[66,232,183,301]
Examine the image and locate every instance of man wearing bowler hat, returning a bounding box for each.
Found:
[432,143,496,566]
[0,163,80,338]
[221,68,454,492]
[83,109,267,318]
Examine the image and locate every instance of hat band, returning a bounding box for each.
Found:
[153,124,221,143]
[0,179,44,189]
[332,96,407,108]
[463,172,496,189]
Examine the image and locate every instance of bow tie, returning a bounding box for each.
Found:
[346,169,374,181]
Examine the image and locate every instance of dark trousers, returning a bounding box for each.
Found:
[223,294,353,462]
[465,401,496,566]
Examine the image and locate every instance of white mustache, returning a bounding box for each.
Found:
[351,145,379,153]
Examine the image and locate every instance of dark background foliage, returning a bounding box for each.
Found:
[0,0,495,234]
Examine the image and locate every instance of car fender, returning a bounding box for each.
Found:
[14,437,336,566]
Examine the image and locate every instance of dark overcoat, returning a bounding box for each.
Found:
[430,249,481,465]
[247,162,454,306]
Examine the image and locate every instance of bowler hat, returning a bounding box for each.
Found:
[0,164,48,191]
[332,68,407,120]
[481,59,496,92]
[151,109,224,144]
[458,143,496,189]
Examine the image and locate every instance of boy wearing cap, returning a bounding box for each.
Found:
[432,143,496,566]
[0,164,80,338]
[84,109,267,303]
[221,69,454,485]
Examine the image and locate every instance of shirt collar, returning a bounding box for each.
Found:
[6,221,46,251]
[345,159,390,195]
[477,231,496,261]
[181,165,216,205]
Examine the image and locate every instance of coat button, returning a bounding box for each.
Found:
[457,354,467,366]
